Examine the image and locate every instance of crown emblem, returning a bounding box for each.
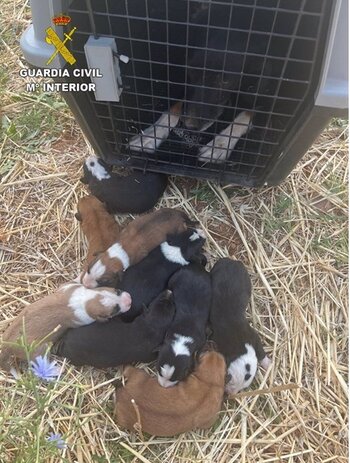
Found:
[52,15,71,26]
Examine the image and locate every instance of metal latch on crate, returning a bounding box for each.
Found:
[84,36,129,102]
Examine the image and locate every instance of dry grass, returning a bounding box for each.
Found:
[0,1,348,462]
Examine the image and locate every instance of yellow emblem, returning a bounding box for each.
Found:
[45,27,77,65]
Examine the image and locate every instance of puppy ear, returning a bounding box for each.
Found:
[75,212,82,221]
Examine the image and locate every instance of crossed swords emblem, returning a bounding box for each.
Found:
[45,26,77,65]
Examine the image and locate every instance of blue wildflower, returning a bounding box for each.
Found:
[47,433,67,450]
[30,355,61,381]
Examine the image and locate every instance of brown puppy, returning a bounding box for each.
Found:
[114,351,226,436]
[82,208,196,288]
[76,195,121,267]
[0,282,131,370]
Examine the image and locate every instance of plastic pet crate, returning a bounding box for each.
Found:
[21,0,348,186]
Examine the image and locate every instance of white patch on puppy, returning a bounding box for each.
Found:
[99,290,131,314]
[68,286,97,325]
[188,228,205,241]
[225,343,258,395]
[198,111,252,163]
[127,111,180,153]
[107,243,130,271]
[189,231,200,241]
[85,155,111,180]
[160,242,189,266]
[171,334,193,357]
[82,260,106,288]
[158,364,177,388]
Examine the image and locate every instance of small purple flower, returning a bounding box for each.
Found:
[30,355,61,382]
[47,432,67,450]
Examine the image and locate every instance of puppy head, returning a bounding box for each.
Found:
[162,228,206,264]
[89,287,132,321]
[81,251,124,289]
[69,286,131,325]
[143,289,176,325]
[183,64,239,131]
[225,343,258,395]
[156,333,195,388]
[84,155,112,182]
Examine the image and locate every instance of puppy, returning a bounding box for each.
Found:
[114,351,226,436]
[0,283,131,370]
[209,258,271,394]
[183,5,271,131]
[75,195,121,267]
[81,156,168,214]
[53,289,175,368]
[119,227,206,321]
[156,263,211,387]
[81,208,197,288]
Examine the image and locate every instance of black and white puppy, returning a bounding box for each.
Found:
[119,228,206,321]
[53,289,175,368]
[156,263,211,387]
[81,156,168,214]
[209,258,271,394]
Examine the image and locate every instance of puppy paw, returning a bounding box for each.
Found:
[128,128,161,153]
[198,111,252,164]
[127,111,180,153]
[260,355,272,370]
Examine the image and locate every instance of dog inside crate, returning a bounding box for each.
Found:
[69,0,325,182]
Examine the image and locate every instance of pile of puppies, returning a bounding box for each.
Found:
[0,159,271,437]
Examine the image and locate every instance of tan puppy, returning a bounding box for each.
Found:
[114,351,226,436]
[0,282,131,370]
[76,195,121,267]
[82,208,196,288]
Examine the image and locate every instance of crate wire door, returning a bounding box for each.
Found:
[67,0,333,186]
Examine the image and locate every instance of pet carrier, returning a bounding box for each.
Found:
[21,0,348,186]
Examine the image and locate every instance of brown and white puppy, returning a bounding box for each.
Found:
[75,195,121,267]
[0,282,131,370]
[114,351,226,436]
[81,208,196,288]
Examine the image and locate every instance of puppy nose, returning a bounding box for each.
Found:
[119,291,132,312]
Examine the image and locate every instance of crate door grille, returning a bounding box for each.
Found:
[68,0,332,186]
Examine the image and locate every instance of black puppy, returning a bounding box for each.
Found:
[156,263,211,387]
[81,156,168,214]
[183,4,274,131]
[119,228,206,321]
[209,258,271,395]
[53,289,175,368]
